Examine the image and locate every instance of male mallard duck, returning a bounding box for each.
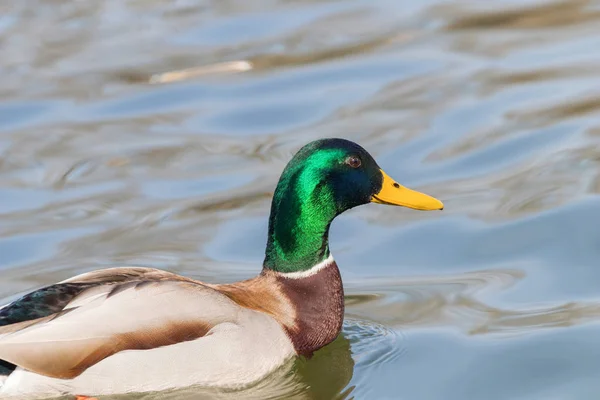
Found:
[0,138,443,399]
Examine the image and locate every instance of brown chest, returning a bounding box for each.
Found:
[276,262,344,357]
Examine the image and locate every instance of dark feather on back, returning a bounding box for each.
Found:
[0,283,93,375]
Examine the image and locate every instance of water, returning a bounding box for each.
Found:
[2,0,600,398]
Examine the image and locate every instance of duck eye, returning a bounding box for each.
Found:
[345,156,361,168]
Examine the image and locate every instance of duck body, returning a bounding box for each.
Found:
[0,139,442,398]
[0,256,343,398]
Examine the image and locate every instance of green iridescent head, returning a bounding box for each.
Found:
[263,138,443,273]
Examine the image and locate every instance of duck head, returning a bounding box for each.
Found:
[264,138,443,273]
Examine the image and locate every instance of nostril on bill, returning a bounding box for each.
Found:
[393,182,400,188]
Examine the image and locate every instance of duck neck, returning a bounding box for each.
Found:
[263,170,337,273]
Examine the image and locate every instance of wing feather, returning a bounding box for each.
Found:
[0,279,237,379]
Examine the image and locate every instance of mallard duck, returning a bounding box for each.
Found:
[0,138,443,399]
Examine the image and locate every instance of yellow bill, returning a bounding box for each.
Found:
[371,170,443,211]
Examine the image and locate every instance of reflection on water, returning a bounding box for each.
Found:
[2,0,600,398]
[345,269,600,335]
